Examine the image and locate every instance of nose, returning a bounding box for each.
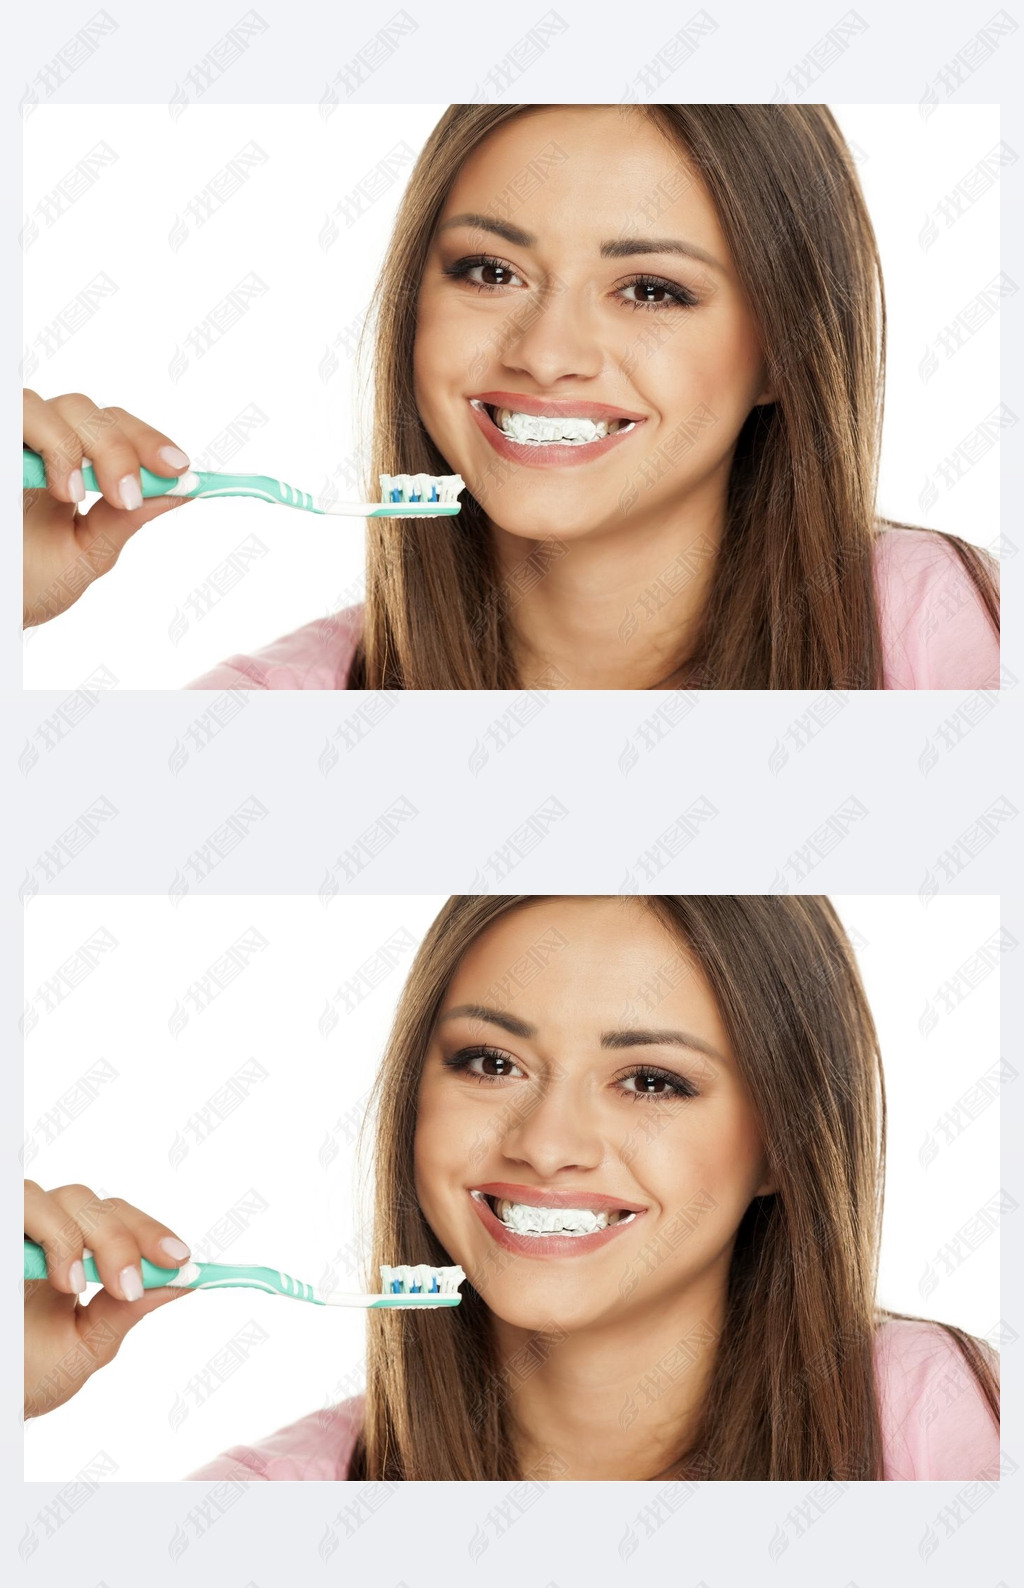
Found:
[497,1076,605,1178]
[499,276,605,387]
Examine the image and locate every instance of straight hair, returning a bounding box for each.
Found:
[347,895,998,1479]
[347,105,998,689]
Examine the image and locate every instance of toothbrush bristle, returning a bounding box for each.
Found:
[379,1262,466,1296]
[380,472,465,506]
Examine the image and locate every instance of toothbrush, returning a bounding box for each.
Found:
[22,449,465,519]
[23,1239,465,1310]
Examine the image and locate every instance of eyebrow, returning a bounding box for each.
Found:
[439,1004,536,1039]
[436,213,724,272]
[438,1004,723,1060]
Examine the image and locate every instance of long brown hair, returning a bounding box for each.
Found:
[346,105,998,689]
[347,895,998,1480]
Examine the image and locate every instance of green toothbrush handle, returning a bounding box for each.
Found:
[22,1238,321,1299]
[23,446,187,499]
[22,447,323,511]
[23,1237,182,1287]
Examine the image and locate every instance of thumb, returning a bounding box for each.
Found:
[75,1283,196,1366]
[73,492,196,574]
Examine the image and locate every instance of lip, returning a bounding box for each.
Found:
[470,391,649,423]
[468,398,644,470]
[469,1188,646,1258]
[470,1181,648,1213]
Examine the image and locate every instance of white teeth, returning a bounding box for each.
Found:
[490,1197,635,1236]
[482,404,634,446]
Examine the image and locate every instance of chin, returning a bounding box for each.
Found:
[493,515,588,544]
[484,502,618,544]
[470,1269,616,1333]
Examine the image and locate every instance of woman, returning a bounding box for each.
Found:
[25,896,999,1478]
[24,106,999,689]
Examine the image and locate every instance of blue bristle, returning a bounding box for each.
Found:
[390,489,401,502]
[429,485,438,501]
[410,492,420,502]
[430,1275,439,1292]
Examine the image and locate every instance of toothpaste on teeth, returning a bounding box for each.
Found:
[493,1197,633,1235]
[489,405,633,446]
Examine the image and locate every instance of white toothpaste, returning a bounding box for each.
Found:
[498,411,620,445]
[496,1199,633,1236]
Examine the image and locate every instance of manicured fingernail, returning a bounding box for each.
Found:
[159,1236,191,1261]
[69,1260,87,1293]
[68,469,85,503]
[158,445,190,470]
[118,474,143,511]
[119,1265,143,1302]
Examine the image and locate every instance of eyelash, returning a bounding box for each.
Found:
[441,254,699,312]
[441,1045,699,1104]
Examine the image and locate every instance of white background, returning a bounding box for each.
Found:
[24,893,1001,1481]
[22,102,1000,689]
[7,6,1019,1582]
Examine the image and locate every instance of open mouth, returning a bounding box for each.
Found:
[475,1190,638,1237]
[467,399,644,469]
[472,400,637,447]
[476,401,636,446]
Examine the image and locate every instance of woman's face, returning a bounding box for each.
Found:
[414,106,774,547]
[414,898,776,1335]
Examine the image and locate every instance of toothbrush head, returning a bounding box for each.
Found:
[373,1263,467,1308]
[372,473,466,517]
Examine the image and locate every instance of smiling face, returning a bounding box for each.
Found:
[413,106,774,547]
[414,897,777,1336]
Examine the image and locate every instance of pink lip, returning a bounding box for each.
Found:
[470,1189,645,1259]
[471,390,648,423]
[471,1181,647,1213]
[468,399,643,470]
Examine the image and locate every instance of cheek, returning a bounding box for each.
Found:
[413,317,466,442]
[648,1106,763,1206]
[414,1082,468,1185]
[415,285,470,373]
[648,313,763,413]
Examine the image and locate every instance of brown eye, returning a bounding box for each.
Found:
[618,1067,698,1102]
[441,1046,524,1084]
[476,1049,516,1076]
[441,256,524,293]
[478,262,514,286]
[619,274,698,311]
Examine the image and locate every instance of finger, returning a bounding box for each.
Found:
[23,389,89,506]
[50,1186,146,1303]
[92,1196,193,1275]
[95,404,191,479]
[50,393,146,512]
[71,492,195,575]
[24,1179,89,1296]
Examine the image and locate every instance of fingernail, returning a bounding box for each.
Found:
[119,1265,143,1302]
[68,469,85,503]
[159,1236,191,1261]
[118,474,143,511]
[158,445,190,470]
[69,1260,87,1294]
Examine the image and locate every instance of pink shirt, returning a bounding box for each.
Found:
[184,1319,999,1481]
[183,528,998,691]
